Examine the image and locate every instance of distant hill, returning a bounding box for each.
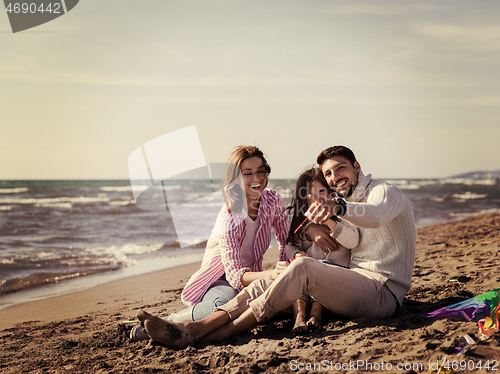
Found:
[450,170,500,179]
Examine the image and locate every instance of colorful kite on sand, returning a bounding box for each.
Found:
[420,288,500,340]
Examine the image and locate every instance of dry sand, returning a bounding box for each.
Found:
[1,213,499,373]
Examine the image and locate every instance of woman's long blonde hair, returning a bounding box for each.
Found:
[223,145,271,213]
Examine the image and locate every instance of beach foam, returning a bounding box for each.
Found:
[0,187,29,194]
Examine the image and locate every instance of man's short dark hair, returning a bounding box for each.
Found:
[317,146,357,166]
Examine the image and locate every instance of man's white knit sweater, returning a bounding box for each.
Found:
[344,171,416,305]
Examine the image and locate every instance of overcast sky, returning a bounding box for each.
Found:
[1,0,499,180]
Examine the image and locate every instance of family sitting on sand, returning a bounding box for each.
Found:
[130,145,416,349]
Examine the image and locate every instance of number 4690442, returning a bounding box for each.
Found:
[5,2,62,14]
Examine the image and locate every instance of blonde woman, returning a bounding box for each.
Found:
[131,146,289,341]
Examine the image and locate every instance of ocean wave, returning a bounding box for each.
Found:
[0,253,81,270]
[83,243,165,266]
[429,196,446,202]
[0,243,168,274]
[162,184,184,191]
[451,192,488,200]
[182,191,222,202]
[0,205,12,211]
[0,196,109,206]
[108,200,136,206]
[177,201,224,209]
[39,202,73,209]
[0,187,29,194]
[385,178,498,189]
[0,252,205,303]
[445,178,498,186]
[100,184,178,193]
[128,184,183,192]
[173,237,209,248]
[0,268,118,295]
[385,180,425,189]
[99,186,133,192]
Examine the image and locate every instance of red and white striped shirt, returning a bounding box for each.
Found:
[181,189,289,306]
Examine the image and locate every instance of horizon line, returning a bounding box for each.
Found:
[1,174,499,182]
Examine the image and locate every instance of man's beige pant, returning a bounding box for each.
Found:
[217,257,397,322]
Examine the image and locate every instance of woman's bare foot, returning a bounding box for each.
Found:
[136,310,196,349]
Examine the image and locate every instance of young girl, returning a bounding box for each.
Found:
[284,167,359,334]
[131,146,290,341]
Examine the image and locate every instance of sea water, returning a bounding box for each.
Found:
[0,177,498,309]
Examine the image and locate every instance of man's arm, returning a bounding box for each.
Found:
[342,184,407,228]
[306,184,407,229]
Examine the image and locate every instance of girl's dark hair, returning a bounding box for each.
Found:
[285,167,332,245]
[222,145,271,213]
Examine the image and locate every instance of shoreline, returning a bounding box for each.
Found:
[1,212,499,373]
[0,236,279,331]
[3,207,499,312]
[0,252,205,312]
[0,262,201,331]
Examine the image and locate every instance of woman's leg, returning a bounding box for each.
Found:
[201,308,258,343]
[191,279,238,321]
[132,280,238,340]
[136,278,272,348]
[137,309,232,349]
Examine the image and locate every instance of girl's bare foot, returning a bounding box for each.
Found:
[292,311,309,334]
[306,315,321,330]
[292,299,309,334]
[307,301,323,330]
[136,310,196,349]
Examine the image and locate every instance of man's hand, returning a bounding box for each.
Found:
[304,224,339,254]
[306,195,346,224]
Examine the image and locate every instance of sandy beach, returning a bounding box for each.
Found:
[1,213,499,373]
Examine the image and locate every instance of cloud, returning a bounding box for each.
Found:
[412,22,500,52]
[320,3,444,16]
[321,4,395,15]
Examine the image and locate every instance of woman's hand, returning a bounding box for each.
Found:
[305,224,339,254]
[294,251,308,258]
[241,261,289,286]
[267,261,289,280]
